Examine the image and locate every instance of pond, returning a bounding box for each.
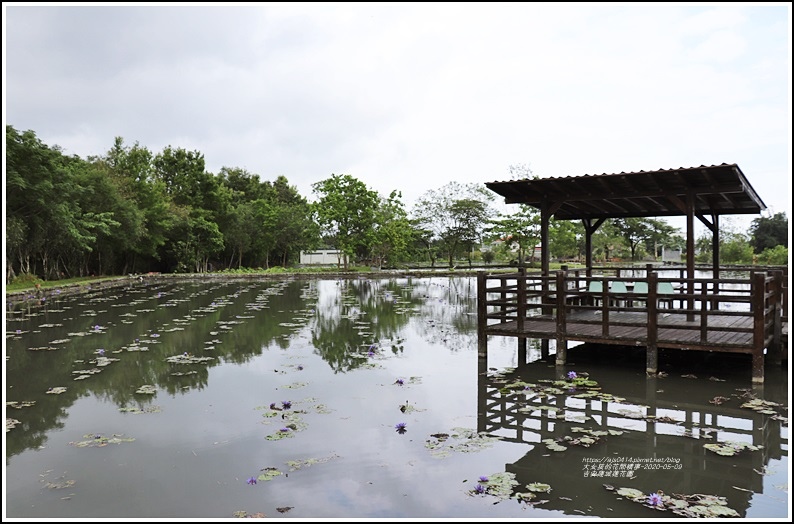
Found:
[4,276,789,519]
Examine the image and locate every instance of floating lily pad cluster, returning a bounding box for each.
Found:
[256,467,283,481]
[135,384,157,395]
[425,427,501,458]
[605,485,740,517]
[258,398,331,440]
[118,405,162,414]
[740,398,788,424]
[6,400,36,409]
[69,433,136,447]
[468,471,552,506]
[285,454,340,472]
[6,418,21,432]
[46,387,67,395]
[165,353,214,364]
[541,427,624,452]
[704,440,763,456]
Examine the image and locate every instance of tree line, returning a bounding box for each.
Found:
[5,126,788,283]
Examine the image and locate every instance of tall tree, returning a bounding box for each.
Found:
[750,212,788,253]
[311,174,380,270]
[370,191,412,268]
[412,182,495,268]
[485,204,540,266]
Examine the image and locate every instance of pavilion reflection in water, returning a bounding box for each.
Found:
[476,345,788,518]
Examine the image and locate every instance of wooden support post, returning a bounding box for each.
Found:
[646,272,659,375]
[517,268,527,365]
[751,272,766,383]
[769,270,783,365]
[477,271,487,359]
[555,270,567,366]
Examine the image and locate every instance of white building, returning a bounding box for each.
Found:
[299,249,342,265]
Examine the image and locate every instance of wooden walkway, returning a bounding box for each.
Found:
[477,268,787,383]
[486,310,756,351]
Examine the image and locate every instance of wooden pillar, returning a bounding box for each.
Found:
[555,270,567,365]
[686,192,696,321]
[517,267,527,365]
[769,270,783,365]
[477,271,487,359]
[541,203,550,359]
[751,272,766,383]
[646,272,659,374]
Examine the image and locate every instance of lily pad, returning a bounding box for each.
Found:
[256,467,283,481]
[46,387,67,394]
[69,433,136,447]
[704,441,762,456]
[525,482,552,493]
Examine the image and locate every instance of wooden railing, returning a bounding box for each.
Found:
[477,267,786,380]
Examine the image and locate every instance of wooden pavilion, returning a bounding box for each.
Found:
[477,163,787,382]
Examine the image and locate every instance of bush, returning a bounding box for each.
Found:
[756,245,788,265]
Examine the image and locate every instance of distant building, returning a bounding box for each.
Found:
[299,249,342,265]
[661,247,682,263]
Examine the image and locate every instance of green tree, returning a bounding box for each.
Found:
[102,137,172,272]
[750,212,788,253]
[311,174,380,270]
[548,219,583,261]
[611,218,656,261]
[485,204,540,266]
[412,182,495,268]
[756,245,788,265]
[695,218,753,265]
[268,175,320,267]
[642,218,682,260]
[370,191,413,268]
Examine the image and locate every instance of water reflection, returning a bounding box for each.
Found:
[478,344,789,518]
[4,276,789,518]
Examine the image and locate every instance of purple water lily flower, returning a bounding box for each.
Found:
[567,371,578,380]
[647,492,663,506]
[269,402,278,410]
[478,476,489,483]
[281,400,292,409]
[395,422,407,434]
[395,378,405,386]
[473,484,487,495]
[279,427,291,433]
[368,350,375,357]
[97,349,105,356]
[247,476,257,485]
[297,365,304,371]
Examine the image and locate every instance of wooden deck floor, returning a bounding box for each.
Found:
[484,310,756,353]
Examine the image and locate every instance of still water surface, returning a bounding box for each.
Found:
[4,276,790,519]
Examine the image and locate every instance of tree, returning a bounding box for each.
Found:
[311,174,380,270]
[548,219,583,261]
[611,218,658,261]
[102,137,172,272]
[412,182,495,268]
[641,218,682,260]
[268,176,319,267]
[485,204,540,266]
[695,218,753,265]
[750,212,788,253]
[370,191,412,268]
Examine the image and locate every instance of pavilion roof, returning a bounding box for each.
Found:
[484,163,766,221]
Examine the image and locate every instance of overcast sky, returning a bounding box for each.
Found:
[3,3,792,235]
